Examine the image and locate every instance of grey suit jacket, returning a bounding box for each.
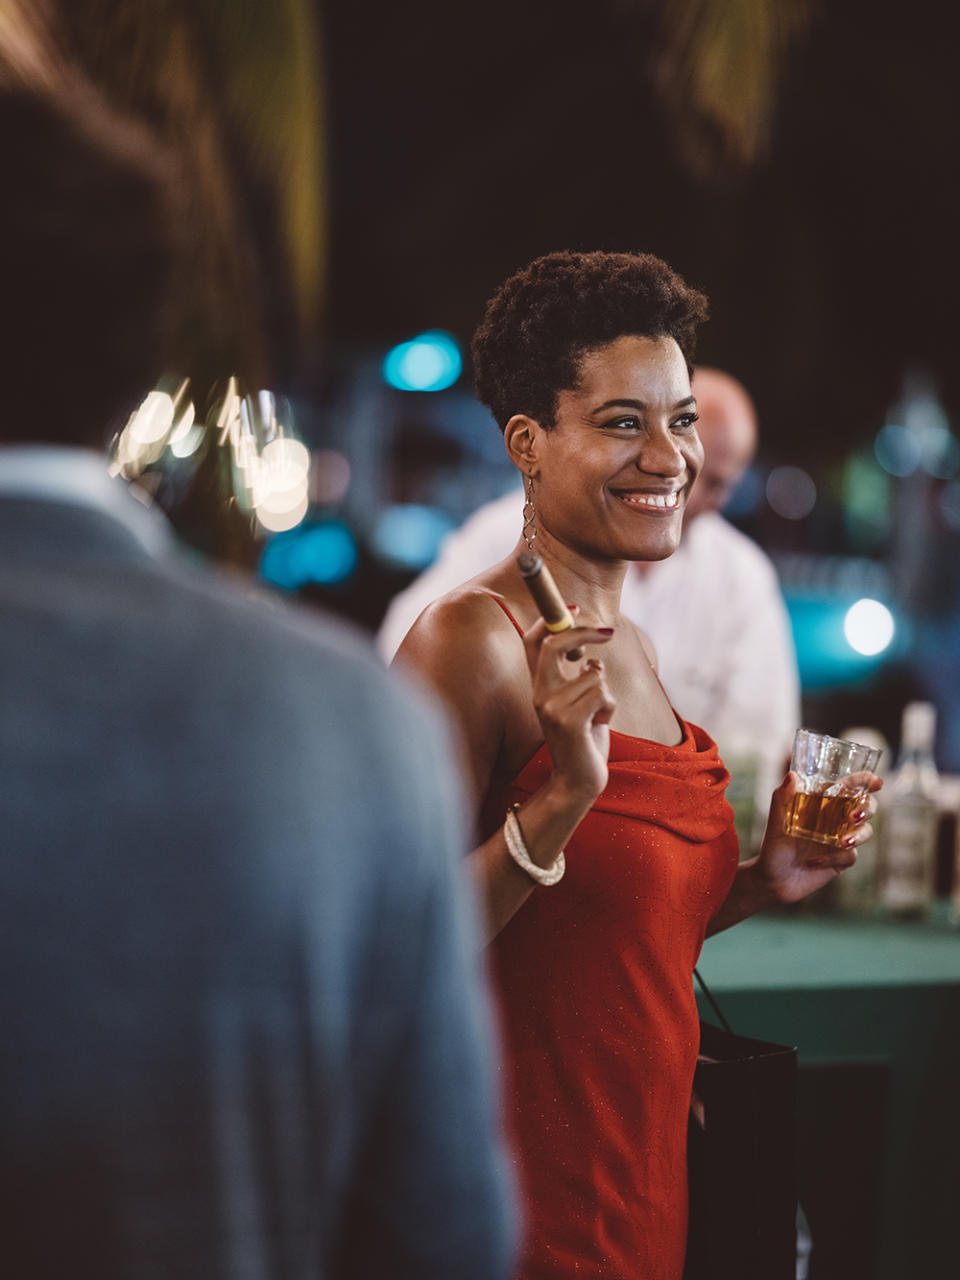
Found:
[0,494,516,1279]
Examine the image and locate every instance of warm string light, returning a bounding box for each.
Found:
[110,377,312,534]
[110,376,194,479]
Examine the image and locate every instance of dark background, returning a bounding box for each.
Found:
[288,0,960,764]
[320,0,960,469]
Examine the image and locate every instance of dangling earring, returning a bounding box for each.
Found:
[522,473,537,551]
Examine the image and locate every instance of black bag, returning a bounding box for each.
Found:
[683,970,798,1280]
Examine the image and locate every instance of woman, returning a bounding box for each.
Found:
[394,250,879,1279]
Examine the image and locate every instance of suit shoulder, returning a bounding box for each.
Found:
[161,557,376,659]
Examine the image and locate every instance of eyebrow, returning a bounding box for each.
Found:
[589,396,697,415]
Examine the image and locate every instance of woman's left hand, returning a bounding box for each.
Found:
[754,770,883,905]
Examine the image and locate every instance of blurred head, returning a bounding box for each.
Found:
[683,367,757,523]
[0,75,180,448]
[471,249,709,430]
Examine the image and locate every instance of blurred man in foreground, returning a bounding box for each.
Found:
[0,67,515,1280]
[378,367,800,845]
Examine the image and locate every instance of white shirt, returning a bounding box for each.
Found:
[376,488,800,832]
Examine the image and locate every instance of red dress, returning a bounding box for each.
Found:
[486,612,739,1279]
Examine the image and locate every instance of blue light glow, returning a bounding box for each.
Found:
[259,521,359,590]
[371,504,456,570]
[921,428,960,479]
[722,466,764,518]
[874,423,921,477]
[785,590,902,690]
[382,331,462,392]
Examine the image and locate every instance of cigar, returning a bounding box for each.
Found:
[517,553,583,659]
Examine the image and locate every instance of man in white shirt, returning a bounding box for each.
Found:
[378,367,800,846]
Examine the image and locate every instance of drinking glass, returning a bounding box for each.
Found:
[785,729,881,847]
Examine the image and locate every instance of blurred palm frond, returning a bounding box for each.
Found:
[45,0,326,387]
[622,0,815,175]
[1,1,325,562]
[0,0,66,90]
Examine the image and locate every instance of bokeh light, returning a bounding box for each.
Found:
[111,378,194,477]
[261,437,310,483]
[382,330,462,392]
[766,466,817,520]
[127,390,175,446]
[920,426,960,479]
[722,465,765,519]
[785,590,901,690]
[874,423,921,477]
[253,438,311,532]
[843,598,895,656]
[840,452,891,550]
[168,398,204,458]
[256,492,310,533]
[260,521,359,590]
[371,504,456,569]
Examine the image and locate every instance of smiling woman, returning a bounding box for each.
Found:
[392,250,881,1280]
[522,333,703,566]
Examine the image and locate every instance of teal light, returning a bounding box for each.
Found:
[382,330,462,392]
[874,423,920,477]
[785,590,902,691]
[723,465,764,518]
[371,504,456,569]
[259,521,359,590]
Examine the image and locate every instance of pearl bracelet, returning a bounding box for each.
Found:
[503,804,566,886]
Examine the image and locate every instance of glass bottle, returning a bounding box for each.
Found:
[878,701,940,918]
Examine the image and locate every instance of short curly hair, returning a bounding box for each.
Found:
[471,250,709,430]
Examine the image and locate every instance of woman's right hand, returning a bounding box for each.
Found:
[522,609,616,803]
[394,590,617,939]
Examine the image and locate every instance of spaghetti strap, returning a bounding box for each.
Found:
[483,589,684,745]
[482,591,525,639]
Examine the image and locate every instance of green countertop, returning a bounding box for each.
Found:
[697,909,960,993]
[694,909,960,1280]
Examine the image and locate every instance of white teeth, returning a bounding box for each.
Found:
[618,491,679,509]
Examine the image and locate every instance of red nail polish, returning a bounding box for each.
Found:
[597,627,614,635]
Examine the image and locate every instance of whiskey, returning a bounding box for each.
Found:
[786,790,858,847]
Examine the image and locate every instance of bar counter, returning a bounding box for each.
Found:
[697,910,960,1280]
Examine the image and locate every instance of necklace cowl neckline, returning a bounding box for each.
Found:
[511,718,734,844]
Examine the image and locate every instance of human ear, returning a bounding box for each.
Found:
[503,413,541,477]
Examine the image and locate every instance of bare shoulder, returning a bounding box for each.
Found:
[393,582,529,804]
[395,583,524,683]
